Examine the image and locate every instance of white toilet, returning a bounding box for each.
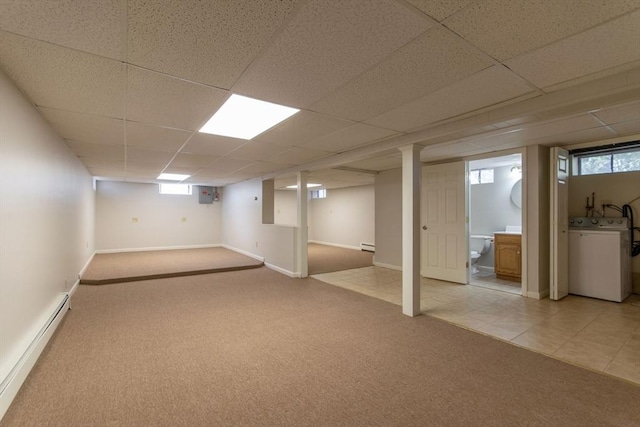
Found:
[470,235,493,274]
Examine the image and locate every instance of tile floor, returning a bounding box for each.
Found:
[313,266,640,385]
[469,270,522,295]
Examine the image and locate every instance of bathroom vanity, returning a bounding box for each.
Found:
[494,233,522,282]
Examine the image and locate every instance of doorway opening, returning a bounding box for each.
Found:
[468,154,523,295]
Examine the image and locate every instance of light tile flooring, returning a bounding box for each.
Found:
[470,270,522,295]
[313,266,640,385]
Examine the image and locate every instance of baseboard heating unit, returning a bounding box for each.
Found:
[0,293,69,420]
[360,242,375,252]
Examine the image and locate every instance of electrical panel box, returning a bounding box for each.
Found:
[198,186,214,204]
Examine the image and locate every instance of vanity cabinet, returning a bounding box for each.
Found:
[494,233,521,282]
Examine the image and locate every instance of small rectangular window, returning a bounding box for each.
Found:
[470,168,494,185]
[159,183,192,195]
[574,143,640,176]
[310,188,327,199]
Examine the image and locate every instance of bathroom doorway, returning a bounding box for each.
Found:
[467,154,523,295]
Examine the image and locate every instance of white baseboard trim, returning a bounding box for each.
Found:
[69,279,80,297]
[0,294,69,421]
[95,243,222,254]
[308,240,361,251]
[78,252,96,278]
[526,289,549,300]
[265,263,299,278]
[220,245,265,262]
[373,261,402,271]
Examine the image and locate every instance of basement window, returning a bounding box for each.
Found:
[310,189,327,199]
[469,169,494,185]
[159,184,192,195]
[572,143,640,176]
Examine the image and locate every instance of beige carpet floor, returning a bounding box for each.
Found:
[80,247,263,284]
[308,243,373,275]
[3,268,638,426]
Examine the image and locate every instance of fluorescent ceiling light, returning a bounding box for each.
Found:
[157,173,190,181]
[199,94,299,140]
[286,183,322,189]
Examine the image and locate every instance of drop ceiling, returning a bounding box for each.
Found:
[1,1,639,190]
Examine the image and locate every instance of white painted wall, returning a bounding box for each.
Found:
[309,185,375,250]
[222,179,297,275]
[374,168,403,269]
[274,190,297,226]
[95,181,222,251]
[469,165,522,268]
[0,71,95,385]
[569,170,640,293]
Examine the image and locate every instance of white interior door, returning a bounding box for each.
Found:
[550,147,569,300]
[421,161,467,284]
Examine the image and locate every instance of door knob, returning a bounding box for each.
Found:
[422,225,427,230]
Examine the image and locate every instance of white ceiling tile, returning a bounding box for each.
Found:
[610,120,640,136]
[66,140,124,161]
[125,162,164,174]
[310,27,494,121]
[0,0,123,59]
[341,154,402,171]
[81,158,125,170]
[124,170,162,180]
[226,140,290,162]
[406,0,475,22]
[89,168,126,179]
[126,66,228,130]
[0,32,125,117]
[594,101,640,125]
[169,153,219,169]
[254,111,355,147]
[181,133,246,156]
[470,115,606,148]
[126,122,191,151]
[367,66,534,131]
[542,61,640,93]
[186,176,234,187]
[444,0,640,61]
[505,11,640,89]
[201,158,254,175]
[126,147,174,165]
[232,0,432,107]
[531,126,618,146]
[235,161,292,175]
[127,0,299,88]
[420,142,483,160]
[265,147,332,164]
[39,107,123,145]
[303,123,399,153]
[161,166,202,176]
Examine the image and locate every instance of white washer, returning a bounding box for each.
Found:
[568,217,632,303]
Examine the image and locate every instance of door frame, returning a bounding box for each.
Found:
[465,149,528,296]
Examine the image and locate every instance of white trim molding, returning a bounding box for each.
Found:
[0,294,69,420]
[308,240,361,251]
[265,263,299,278]
[220,245,265,262]
[95,243,222,254]
[373,261,402,271]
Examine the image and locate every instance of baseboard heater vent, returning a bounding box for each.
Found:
[360,242,375,252]
[0,294,69,420]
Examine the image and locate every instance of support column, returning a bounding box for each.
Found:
[398,145,422,316]
[297,171,308,278]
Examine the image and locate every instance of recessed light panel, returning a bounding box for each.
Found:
[286,183,322,189]
[157,173,190,181]
[199,94,299,140]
